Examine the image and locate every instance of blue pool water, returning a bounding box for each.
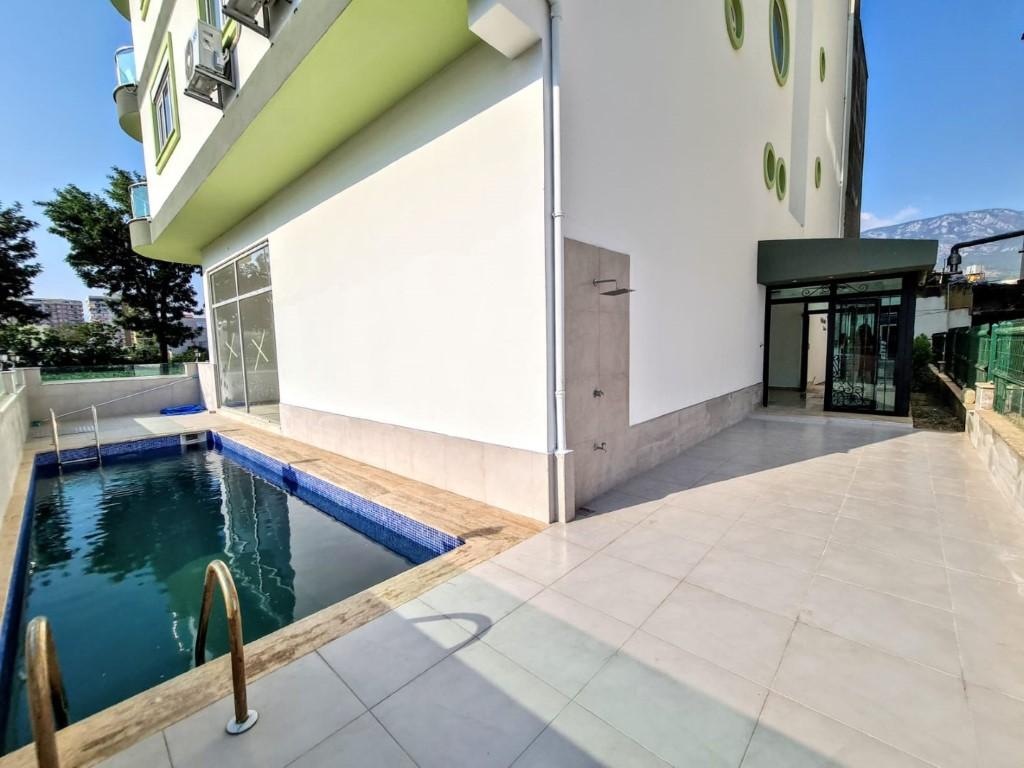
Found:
[0,439,453,753]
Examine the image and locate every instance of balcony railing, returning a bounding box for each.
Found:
[115,46,137,89]
[129,182,150,221]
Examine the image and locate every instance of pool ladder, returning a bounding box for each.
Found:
[25,617,69,768]
[25,561,256,767]
[195,559,259,734]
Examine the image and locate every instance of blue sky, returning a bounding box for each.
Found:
[1,2,1021,304]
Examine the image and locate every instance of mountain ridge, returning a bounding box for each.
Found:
[862,208,1024,280]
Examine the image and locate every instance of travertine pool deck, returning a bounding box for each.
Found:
[9,415,1024,767]
[0,417,542,768]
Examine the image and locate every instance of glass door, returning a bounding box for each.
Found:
[827,296,900,413]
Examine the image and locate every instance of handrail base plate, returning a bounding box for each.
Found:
[226,709,258,735]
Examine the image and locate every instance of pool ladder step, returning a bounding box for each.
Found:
[25,561,256,768]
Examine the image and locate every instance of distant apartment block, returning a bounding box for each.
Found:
[173,313,208,354]
[24,298,85,328]
[87,296,116,324]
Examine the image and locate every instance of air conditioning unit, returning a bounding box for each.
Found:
[184,20,231,97]
[223,0,270,24]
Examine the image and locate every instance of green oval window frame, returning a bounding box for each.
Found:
[725,0,744,49]
[819,47,827,81]
[814,157,822,189]
[769,0,790,86]
[775,157,787,200]
[763,143,777,189]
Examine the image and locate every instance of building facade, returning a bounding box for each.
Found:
[111,0,868,522]
[24,299,85,328]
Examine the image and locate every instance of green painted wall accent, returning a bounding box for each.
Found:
[757,238,939,286]
[222,18,241,49]
[819,46,826,82]
[139,0,479,264]
[150,33,181,175]
[814,156,822,188]
[725,0,744,50]
[763,142,776,189]
[769,0,790,86]
[775,156,787,200]
[141,0,150,21]
[110,0,131,20]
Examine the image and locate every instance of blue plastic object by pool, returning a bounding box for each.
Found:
[159,403,205,415]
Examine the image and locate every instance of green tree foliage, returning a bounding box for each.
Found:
[38,169,200,363]
[912,333,934,381]
[0,202,45,324]
[0,323,127,367]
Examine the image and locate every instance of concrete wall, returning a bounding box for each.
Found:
[915,295,971,338]
[559,0,852,425]
[967,408,1024,520]
[807,312,828,387]
[0,375,30,518]
[24,369,201,422]
[202,42,550,456]
[769,303,804,388]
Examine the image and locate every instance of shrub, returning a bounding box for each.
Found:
[912,334,933,380]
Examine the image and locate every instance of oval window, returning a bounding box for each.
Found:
[763,143,777,189]
[814,157,822,189]
[770,0,790,86]
[819,47,826,81]
[776,157,787,200]
[725,0,744,49]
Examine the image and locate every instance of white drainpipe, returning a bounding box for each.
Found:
[544,0,569,521]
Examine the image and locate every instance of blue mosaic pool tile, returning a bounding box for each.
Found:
[35,434,187,468]
[0,464,36,713]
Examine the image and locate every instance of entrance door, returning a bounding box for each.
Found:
[827,296,900,413]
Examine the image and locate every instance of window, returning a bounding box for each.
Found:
[153,69,173,151]
[819,47,827,82]
[725,0,744,50]
[763,142,777,189]
[199,0,222,25]
[775,157,787,201]
[150,34,180,173]
[769,0,790,86]
[814,157,822,189]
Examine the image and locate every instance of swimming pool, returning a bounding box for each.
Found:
[0,432,461,753]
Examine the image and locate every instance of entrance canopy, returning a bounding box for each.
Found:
[757,238,938,287]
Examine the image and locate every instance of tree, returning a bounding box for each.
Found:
[0,202,45,324]
[38,169,199,363]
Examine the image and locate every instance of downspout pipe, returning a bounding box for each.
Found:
[544,0,569,522]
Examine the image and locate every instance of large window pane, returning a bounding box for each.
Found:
[239,292,279,407]
[210,264,237,305]
[236,247,271,296]
[214,303,245,407]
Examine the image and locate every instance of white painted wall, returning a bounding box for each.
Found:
[133,0,272,216]
[0,383,29,518]
[559,0,851,423]
[807,312,829,386]
[203,43,550,453]
[915,295,972,338]
[769,303,803,388]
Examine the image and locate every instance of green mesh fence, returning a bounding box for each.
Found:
[992,321,1024,425]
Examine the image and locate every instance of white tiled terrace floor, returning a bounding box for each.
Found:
[102,417,1024,768]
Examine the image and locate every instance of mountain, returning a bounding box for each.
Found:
[862,208,1024,281]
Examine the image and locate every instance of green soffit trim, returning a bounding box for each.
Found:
[757,238,939,286]
[141,0,151,21]
[137,0,477,264]
[150,33,181,175]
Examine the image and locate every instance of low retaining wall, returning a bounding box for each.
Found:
[0,377,30,517]
[22,367,202,423]
[931,364,1024,517]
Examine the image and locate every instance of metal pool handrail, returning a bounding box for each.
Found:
[26,617,70,768]
[194,560,259,735]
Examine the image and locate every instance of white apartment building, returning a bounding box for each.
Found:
[24,298,85,328]
[110,0,934,523]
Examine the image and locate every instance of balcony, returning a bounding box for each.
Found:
[110,0,130,19]
[113,46,142,142]
[128,182,152,250]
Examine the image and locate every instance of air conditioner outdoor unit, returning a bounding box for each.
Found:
[223,0,270,24]
[184,20,231,97]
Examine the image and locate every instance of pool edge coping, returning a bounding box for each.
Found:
[0,425,543,768]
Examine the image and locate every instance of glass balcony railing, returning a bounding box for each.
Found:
[115,46,137,89]
[130,182,150,220]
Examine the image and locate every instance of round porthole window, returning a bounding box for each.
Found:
[769,0,790,86]
[814,157,822,189]
[725,0,744,49]
[776,157,787,200]
[763,142,777,189]
[819,47,826,81]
